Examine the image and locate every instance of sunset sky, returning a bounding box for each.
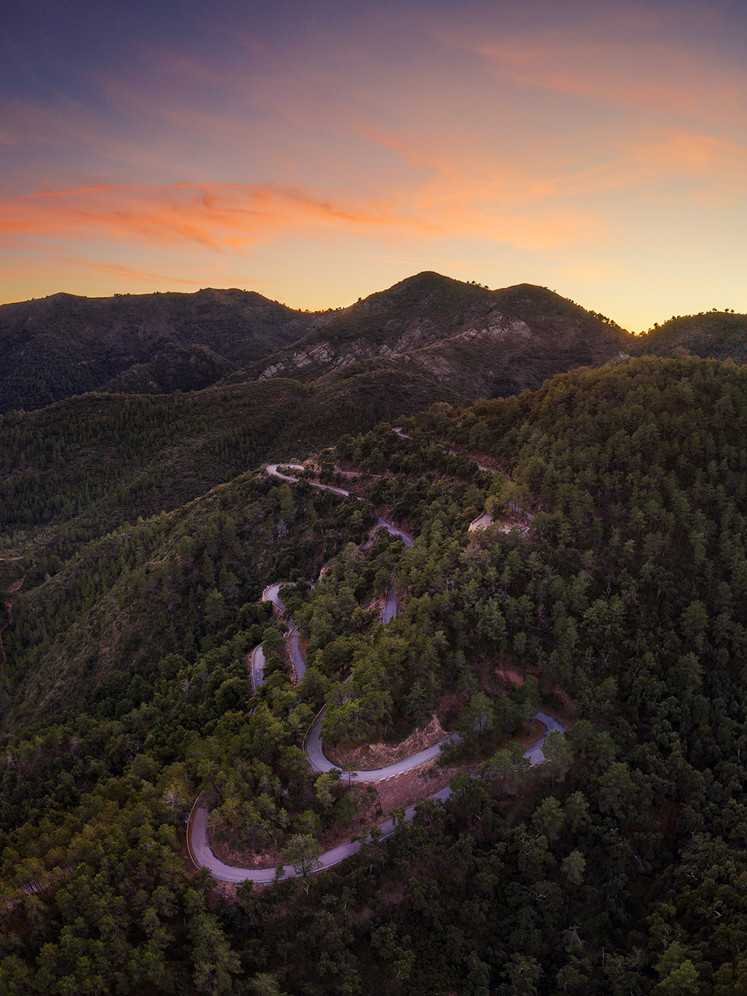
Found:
[2,0,746,330]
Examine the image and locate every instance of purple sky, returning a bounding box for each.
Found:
[2,0,746,329]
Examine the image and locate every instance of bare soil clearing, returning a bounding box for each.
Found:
[326,714,448,770]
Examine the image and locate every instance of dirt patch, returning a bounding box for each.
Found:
[211,836,285,870]
[495,665,525,687]
[376,759,458,817]
[326,714,447,770]
[455,655,532,703]
[206,879,240,905]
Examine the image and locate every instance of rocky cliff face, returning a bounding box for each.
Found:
[253,275,633,399]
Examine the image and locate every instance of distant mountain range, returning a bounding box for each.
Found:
[0,288,326,413]
[1,272,744,412]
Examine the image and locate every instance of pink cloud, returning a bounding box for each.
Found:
[0,181,437,252]
[473,34,747,130]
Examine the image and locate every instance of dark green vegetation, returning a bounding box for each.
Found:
[0,287,323,412]
[6,272,743,418]
[0,352,745,994]
[635,309,747,364]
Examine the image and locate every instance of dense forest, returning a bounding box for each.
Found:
[0,353,745,994]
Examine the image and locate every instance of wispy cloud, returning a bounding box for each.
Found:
[1,172,600,257]
[0,181,437,251]
[57,256,205,286]
[472,32,747,129]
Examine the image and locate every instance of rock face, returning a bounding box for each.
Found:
[253,273,635,399]
[325,715,448,770]
[1,271,645,412]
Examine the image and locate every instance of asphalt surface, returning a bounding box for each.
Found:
[250,644,266,690]
[188,460,563,882]
[382,584,398,623]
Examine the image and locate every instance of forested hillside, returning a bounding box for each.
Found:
[0,288,324,413]
[0,355,745,994]
[635,310,747,363]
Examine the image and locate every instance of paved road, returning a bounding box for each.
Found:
[188,461,564,882]
[188,790,447,884]
[189,710,563,883]
[468,512,494,532]
[382,584,398,623]
[261,582,306,681]
[262,582,286,611]
[376,516,414,548]
[267,463,414,549]
[526,711,565,764]
[250,644,266,690]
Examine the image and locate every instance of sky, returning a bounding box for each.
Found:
[1,0,746,331]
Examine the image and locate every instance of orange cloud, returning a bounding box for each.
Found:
[356,125,597,231]
[543,129,747,201]
[0,181,437,251]
[1,173,596,259]
[56,257,205,286]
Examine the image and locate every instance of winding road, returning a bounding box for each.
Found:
[188,456,563,883]
[251,466,413,688]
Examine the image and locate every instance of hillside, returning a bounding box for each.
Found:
[0,288,325,413]
[250,273,635,398]
[1,273,639,415]
[0,365,462,578]
[0,354,744,994]
[636,309,747,363]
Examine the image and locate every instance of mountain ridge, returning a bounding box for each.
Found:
[0,287,328,412]
[2,272,745,415]
[248,274,635,398]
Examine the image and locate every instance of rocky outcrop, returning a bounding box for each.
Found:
[252,274,634,400]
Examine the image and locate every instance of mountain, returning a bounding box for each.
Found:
[0,287,325,412]
[5,274,747,419]
[0,353,745,993]
[635,309,747,363]
[1,273,638,415]
[248,272,635,398]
